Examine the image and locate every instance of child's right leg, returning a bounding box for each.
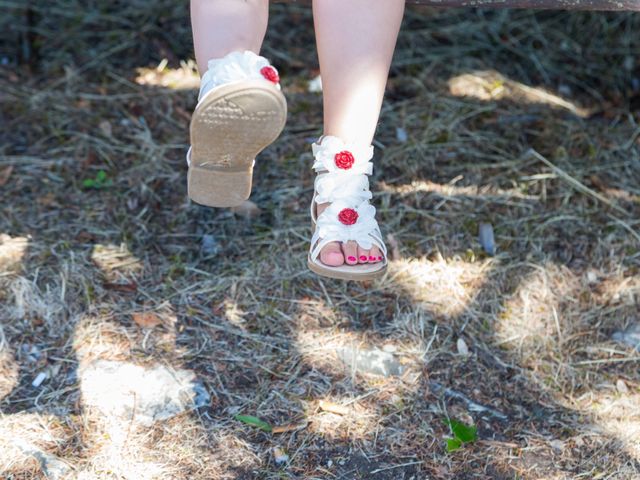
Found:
[191,0,269,75]
[188,0,286,208]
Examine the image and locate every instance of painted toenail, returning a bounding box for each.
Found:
[378,256,383,261]
[359,255,367,261]
[369,256,376,261]
[347,256,357,262]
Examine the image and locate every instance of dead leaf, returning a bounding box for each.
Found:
[132,312,162,328]
[318,400,351,416]
[104,282,138,293]
[0,166,14,187]
[272,422,308,434]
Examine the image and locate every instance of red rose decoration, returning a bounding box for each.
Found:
[334,151,355,170]
[338,208,358,225]
[260,66,280,84]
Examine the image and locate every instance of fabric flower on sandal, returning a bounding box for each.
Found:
[311,136,374,175]
[311,136,375,204]
[199,50,281,101]
[315,198,379,250]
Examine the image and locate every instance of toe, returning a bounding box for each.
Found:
[357,245,370,264]
[370,246,383,263]
[320,241,344,267]
[342,241,358,265]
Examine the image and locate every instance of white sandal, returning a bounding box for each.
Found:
[188,51,287,207]
[307,136,388,281]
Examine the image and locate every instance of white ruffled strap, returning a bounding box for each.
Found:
[198,50,281,103]
[311,136,373,175]
[314,173,372,206]
[309,197,387,261]
[311,136,375,205]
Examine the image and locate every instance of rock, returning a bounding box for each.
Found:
[612,322,640,351]
[80,360,210,425]
[337,346,404,377]
[14,438,72,480]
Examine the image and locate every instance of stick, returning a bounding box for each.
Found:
[527,149,628,216]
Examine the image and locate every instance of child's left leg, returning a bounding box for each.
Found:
[308,0,404,279]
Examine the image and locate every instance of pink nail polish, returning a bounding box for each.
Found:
[347,256,357,262]
[369,256,376,261]
[359,255,367,261]
[378,256,383,261]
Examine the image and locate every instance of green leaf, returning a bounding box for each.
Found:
[82,179,95,188]
[234,414,272,432]
[446,437,462,452]
[96,170,107,182]
[445,419,478,443]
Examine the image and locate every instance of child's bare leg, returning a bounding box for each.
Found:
[313,0,404,267]
[191,0,269,74]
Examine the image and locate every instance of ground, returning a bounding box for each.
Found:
[1,3,640,479]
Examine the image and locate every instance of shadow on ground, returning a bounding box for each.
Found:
[1,3,639,479]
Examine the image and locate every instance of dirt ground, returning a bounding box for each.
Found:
[1,3,640,479]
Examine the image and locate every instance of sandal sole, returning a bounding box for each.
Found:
[307,255,387,281]
[188,80,287,208]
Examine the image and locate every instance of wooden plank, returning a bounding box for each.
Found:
[280,0,640,11]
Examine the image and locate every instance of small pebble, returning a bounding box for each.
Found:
[616,379,629,394]
[456,338,470,356]
[478,223,496,256]
[32,371,47,388]
[396,127,408,143]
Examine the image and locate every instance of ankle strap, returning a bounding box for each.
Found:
[198,50,280,102]
[311,136,373,175]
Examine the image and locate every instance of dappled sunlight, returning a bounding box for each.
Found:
[387,257,491,320]
[0,234,29,273]
[222,298,250,329]
[295,328,421,381]
[569,388,640,461]
[90,243,143,282]
[0,345,19,402]
[0,412,73,477]
[303,394,379,442]
[73,315,138,363]
[379,178,539,202]
[495,263,579,358]
[135,59,200,90]
[448,69,590,117]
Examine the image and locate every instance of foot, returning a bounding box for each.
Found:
[316,201,384,267]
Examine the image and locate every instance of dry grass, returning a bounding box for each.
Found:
[1,2,640,479]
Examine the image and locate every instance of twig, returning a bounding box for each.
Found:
[429,381,508,421]
[370,460,425,475]
[527,148,628,216]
